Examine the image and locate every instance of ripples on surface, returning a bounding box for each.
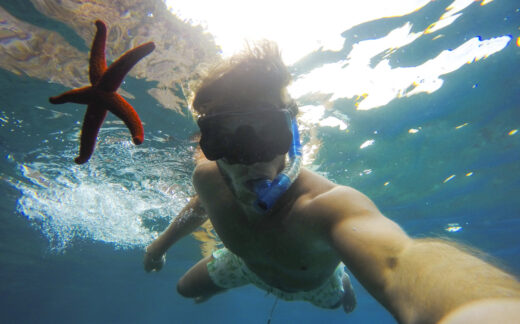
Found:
[1,0,519,254]
[0,0,220,113]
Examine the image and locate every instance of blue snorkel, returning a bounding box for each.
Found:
[253,117,302,212]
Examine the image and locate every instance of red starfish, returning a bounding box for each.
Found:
[49,20,155,164]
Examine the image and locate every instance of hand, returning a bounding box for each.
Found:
[143,247,166,272]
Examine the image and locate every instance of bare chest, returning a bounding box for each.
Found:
[202,189,339,290]
[194,164,341,290]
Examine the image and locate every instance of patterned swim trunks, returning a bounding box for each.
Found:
[207,247,352,309]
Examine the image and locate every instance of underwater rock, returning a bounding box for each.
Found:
[0,0,221,112]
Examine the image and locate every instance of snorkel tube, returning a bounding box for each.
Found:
[253,118,302,212]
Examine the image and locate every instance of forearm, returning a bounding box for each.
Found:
[385,239,520,324]
[147,195,208,256]
[332,215,520,323]
[327,187,520,323]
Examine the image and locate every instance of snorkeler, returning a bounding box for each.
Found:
[144,41,520,323]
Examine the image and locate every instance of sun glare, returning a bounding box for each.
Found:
[165,0,431,63]
[166,0,512,112]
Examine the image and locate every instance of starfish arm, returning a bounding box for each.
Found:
[106,93,144,145]
[89,20,108,85]
[49,86,93,104]
[48,20,152,164]
[97,42,155,92]
[75,104,108,164]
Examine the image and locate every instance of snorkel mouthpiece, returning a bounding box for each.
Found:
[253,117,302,212]
[253,174,292,211]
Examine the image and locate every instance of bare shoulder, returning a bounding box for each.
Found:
[192,160,219,189]
[193,159,218,176]
[297,173,411,266]
[300,179,382,228]
[316,185,380,214]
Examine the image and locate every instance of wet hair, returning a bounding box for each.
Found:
[192,41,296,116]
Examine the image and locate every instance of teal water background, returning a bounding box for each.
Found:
[1,1,519,323]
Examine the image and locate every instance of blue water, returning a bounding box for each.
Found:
[1,0,519,323]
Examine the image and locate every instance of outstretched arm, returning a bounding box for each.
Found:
[144,195,208,272]
[317,186,520,324]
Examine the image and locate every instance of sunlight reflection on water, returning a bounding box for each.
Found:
[290,34,511,111]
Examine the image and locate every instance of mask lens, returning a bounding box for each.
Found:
[198,109,292,163]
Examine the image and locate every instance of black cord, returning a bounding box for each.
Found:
[267,297,279,324]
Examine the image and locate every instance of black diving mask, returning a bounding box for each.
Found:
[197,108,293,165]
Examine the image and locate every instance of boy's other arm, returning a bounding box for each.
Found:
[144,195,207,272]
